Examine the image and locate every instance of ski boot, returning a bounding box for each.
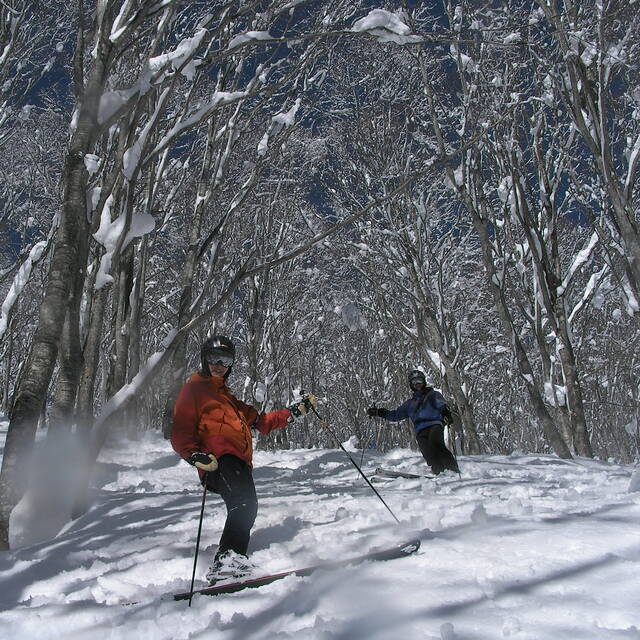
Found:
[206,550,255,585]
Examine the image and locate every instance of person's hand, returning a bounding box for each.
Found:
[288,394,317,417]
[367,407,388,418]
[187,452,218,471]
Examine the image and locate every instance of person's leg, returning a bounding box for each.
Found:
[205,455,257,557]
[416,427,443,474]
[416,425,459,474]
[428,424,459,473]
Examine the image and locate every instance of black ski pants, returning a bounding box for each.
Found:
[416,424,459,475]
[204,454,257,558]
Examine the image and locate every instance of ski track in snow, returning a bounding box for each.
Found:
[0,422,639,639]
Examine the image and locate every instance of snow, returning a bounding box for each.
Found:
[92,203,155,290]
[0,241,47,340]
[228,31,272,51]
[557,231,599,297]
[148,91,247,159]
[257,99,302,157]
[148,28,207,77]
[426,350,444,375]
[621,275,640,315]
[110,0,135,43]
[1,420,639,639]
[544,381,566,407]
[122,88,171,180]
[83,154,100,175]
[337,302,365,331]
[98,87,139,125]
[86,187,102,218]
[350,9,422,45]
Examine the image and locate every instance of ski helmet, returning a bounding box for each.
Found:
[201,335,235,377]
[408,369,427,390]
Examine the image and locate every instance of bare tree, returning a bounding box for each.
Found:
[533,0,640,314]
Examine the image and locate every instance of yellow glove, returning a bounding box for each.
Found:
[188,452,219,471]
[289,394,317,417]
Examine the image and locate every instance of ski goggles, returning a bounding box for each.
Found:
[205,350,234,368]
[410,376,426,385]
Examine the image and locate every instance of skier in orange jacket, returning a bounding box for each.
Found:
[171,334,316,583]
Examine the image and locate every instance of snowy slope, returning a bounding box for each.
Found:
[0,422,639,640]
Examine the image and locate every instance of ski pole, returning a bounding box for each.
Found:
[447,415,462,480]
[310,405,401,525]
[451,435,462,480]
[188,472,209,607]
[360,402,376,466]
[360,402,376,467]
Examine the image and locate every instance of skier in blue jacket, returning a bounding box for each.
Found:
[368,369,459,475]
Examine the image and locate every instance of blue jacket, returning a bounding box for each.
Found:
[385,388,446,434]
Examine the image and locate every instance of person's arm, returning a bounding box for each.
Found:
[246,394,317,435]
[254,408,292,435]
[385,399,411,422]
[430,390,446,411]
[368,399,410,422]
[234,397,289,436]
[171,386,219,471]
[170,384,201,459]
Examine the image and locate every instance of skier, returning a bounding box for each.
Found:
[170,334,316,584]
[367,369,459,475]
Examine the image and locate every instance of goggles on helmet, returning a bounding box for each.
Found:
[409,369,426,387]
[205,350,234,368]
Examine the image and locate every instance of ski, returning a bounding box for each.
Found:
[173,538,421,600]
[373,467,434,480]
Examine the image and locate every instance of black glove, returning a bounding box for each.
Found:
[367,407,388,418]
[187,452,218,471]
[288,394,317,418]
[442,405,453,425]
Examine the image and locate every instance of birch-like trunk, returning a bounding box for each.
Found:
[161,120,221,437]
[443,367,482,455]
[106,246,134,400]
[535,0,640,307]
[471,211,572,459]
[76,286,108,433]
[48,229,89,435]
[0,57,108,547]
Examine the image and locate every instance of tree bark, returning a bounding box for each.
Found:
[76,286,108,433]
[106,246,134,400]
[49,228,89,436]
[162,120,219,437]
[471,212,572,459]
[0,42,108,549]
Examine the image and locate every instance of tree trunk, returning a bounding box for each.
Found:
[555,319,593,457]
[106,246,134,400]
[470,209,572,459]
[49,229,89,436]
[415,309,483,455]
[162,121,218,437]
[444,372,482,455]
[2,314,14,413]
[76,286,108,433]
[0,48,108,549]
[534,0,640,307]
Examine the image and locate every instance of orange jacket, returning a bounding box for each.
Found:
[170,372,290,470]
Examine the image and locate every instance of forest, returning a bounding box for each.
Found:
[0,0,639,550]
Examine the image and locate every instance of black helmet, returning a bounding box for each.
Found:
[408,369,426,390]
[201,335,235,377]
